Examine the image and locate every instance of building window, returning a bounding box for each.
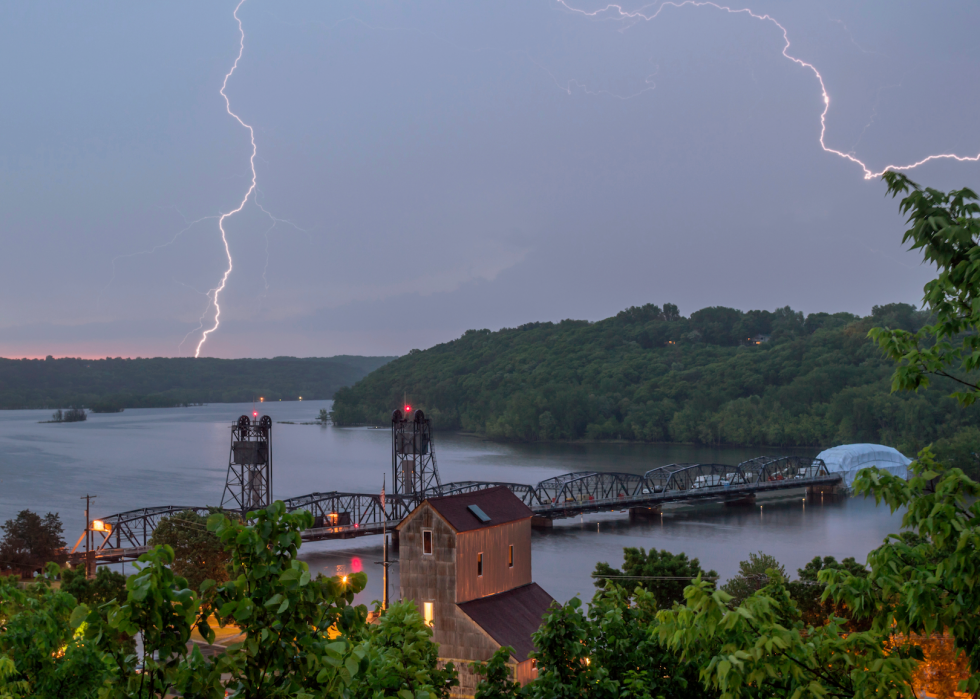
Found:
[422,529,432,555]
[424,601,434,627]
[477,552,483,577]
[509,544,514,568]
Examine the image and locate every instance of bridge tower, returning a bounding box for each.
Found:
[392,408,441,496]
[221,414,273,516]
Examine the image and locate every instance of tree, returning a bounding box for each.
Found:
[348,600,458,699]
[60,565,127,609]
[523,598,599,699]
[656,572,918,699]
[74,545,209,699]
[0,510,66,575]
[582,584,707,699]
[869,172,980,405]
[823,448,980,694]
[3,500,461,698]
[0,564,115,699]
[473,585,711,699]
[818,173,980,695]
[148,509,229,597]
[472,646,521,699]
[720,551,786,608]
[202,502,371,698]
[593,547,716,607]
[786,556,868,630]
[930,425,980,480]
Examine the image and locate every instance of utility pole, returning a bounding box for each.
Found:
[81,494,96,578]
[375,474,395,611]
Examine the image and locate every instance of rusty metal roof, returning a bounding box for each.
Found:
[425,485,533,533]
[457,582,556,661]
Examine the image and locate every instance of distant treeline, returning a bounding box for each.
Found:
[0,355,395,410]
[331,302,980,458]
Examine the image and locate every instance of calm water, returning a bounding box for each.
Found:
[0,400,903,605]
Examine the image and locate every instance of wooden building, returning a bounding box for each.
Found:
[396,486,555,698]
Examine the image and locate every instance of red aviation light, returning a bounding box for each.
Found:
[404,405,411,412]
[253,411,258,418]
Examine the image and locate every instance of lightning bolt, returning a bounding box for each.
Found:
[195,0,257,358]
[556,1,980,179]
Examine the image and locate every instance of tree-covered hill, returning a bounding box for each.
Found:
[0,355,395,410]
[331,303,980,454]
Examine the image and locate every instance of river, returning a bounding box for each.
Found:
[0,400,903,606]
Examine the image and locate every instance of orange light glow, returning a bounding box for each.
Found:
[91,520,109,533]
[259,397,264,402]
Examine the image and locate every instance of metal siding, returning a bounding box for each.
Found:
[456,519,531,603]
[515,659,537,686]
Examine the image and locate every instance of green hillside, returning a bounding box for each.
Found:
[331,303,980,455]
[0,355,396,410]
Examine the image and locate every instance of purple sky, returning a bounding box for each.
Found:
[1,0,978,358]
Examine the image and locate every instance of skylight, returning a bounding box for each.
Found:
[467,504,491,522]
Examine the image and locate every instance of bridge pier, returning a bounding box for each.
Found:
[723,494,756,507]
[628,506,661,522]
[531,516,553,529]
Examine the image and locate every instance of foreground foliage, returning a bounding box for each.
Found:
[824,449,980,694]
[474,586,708,699]
[0,502,457,699]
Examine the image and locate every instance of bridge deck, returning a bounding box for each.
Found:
[78,461,842,565]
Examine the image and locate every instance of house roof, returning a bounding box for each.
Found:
[422,486,533,533]
[457,583,556,661]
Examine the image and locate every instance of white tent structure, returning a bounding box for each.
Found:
[815,443,912,486]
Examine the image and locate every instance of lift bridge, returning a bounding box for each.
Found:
[73,409,842,566]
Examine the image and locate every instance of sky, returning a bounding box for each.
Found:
[1,0,978,359]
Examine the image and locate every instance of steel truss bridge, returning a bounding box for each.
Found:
[76,451,842,567]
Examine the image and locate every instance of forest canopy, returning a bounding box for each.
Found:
[331,302,980,457]
[0,355,394,410]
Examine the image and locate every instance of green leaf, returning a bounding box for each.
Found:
[345,656,359,678]
[69,604,90,629]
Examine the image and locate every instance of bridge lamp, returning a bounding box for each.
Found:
[259,397,264,402]
[91,520,110,533]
